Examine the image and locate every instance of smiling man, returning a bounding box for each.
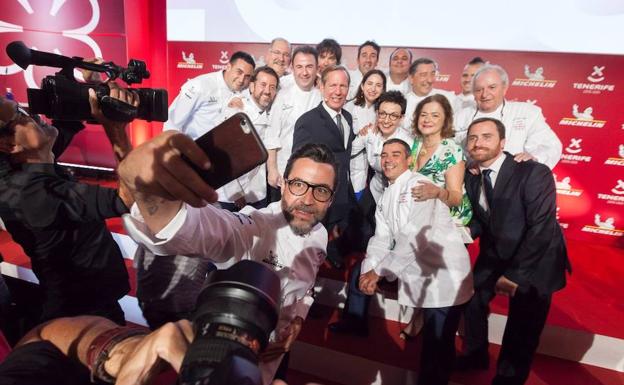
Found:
[120,138,337,384]
[292,65,359,268]
[348,40,381,100]
[454,64,562,168]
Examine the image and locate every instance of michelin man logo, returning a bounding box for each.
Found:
[572,104,594,120]
[587,66,605,83]
[611,179,624,195]
[524,65,545,81]
[565,138,582,154]
[219,51,229,64]
[594,214,615,230]
[619,144,624,158]
[182,51,196,64]
[554,174,571,190]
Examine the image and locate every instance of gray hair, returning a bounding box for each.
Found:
[270,37,291,52]
[472,64,509,92]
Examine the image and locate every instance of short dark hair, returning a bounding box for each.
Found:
[284,143,338,189]
[292,45,318,64]
[389,48,413,66]
[468,56,486,66]
[468,117,506,139]
[374,90,407,115]
[316,38,342,64]
[230,51,256,68]
[382,138,411,158]
[412,94,454,139]
[251,65,280,89]
[358,40,380,57]
[409,57,438,76]
[320,65,350,86]
[354,69,386,107]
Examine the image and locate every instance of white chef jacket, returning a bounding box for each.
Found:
[456,92,476,111]
[385,75,411,96]
[164,70,240,139]
[123,201,327,384]
[346,102,377,192]
[351,129,414,202]
[264,85,321,175]
[454,100,562,169]
[347,69,364,101]
[216,97,270,204]
[361,170,473,308]
[403,88,458,133]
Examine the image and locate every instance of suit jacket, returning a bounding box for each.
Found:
[465,153,571,295]
[293,102,356,225]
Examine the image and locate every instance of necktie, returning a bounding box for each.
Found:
[335,114,345,147]
[482,169,494,209]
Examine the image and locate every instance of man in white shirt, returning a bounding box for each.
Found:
[454,64,562,168]
[216,66,280,211]
[403,57,457,133]
[118,140,338,384]
[265,46,321,201]
[348,40,381,100]
[386,48,412,95]
[165,51,255,139]
[456,57,486,111]
[266,37,291,78]
[358,139,473,385]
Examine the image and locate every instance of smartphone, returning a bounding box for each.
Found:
[188,112,268,189]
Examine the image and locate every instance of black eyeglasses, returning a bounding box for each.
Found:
[284,178,334,202]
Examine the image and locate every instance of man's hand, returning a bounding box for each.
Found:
[118,130,217,207]
[114,320,194,385]
[513,152,537,163]
[227,97,244,110]
[260,317,304,362]
[267,166,283,188]
[467,160,481,176]
[411,180,440,201]
[359,270,380,295]
[234,197,247,210]
[358,122,374,136]
[495,275,519,297]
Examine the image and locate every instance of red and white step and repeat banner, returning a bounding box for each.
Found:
[167,42,624,247]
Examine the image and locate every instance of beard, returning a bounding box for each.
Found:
[281,200,324,236]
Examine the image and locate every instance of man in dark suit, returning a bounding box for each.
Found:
[456,117,571,385]
[293,65,360,268]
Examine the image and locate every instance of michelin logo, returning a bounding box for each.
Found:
[581,213,623,236]
[554,174,582,196]
[177,51,204,69]
[604,144,624,166]
[559,104,606,128]
[512,65,556,88]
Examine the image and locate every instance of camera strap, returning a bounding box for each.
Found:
[100,95,138,122]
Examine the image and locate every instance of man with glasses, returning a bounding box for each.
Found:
[119,138,338,384]
[266,37,291,78]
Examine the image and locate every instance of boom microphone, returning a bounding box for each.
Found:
[6,41,76,70]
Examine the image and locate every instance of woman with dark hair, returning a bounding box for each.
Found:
[346,69,386,198]
[400,93,473,340]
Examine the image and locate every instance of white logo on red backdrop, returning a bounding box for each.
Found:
[604,144,624,166]
[554,174,583,196]
[435,73,450,82]
[556,207,569,229]
[561,138,592,164]
[177,51,204,69]
[581,214,623,236]
[597,179,624,205]
[219,51,229,64]
[0,0,102,89]
[573,65,615,94]
[559,104,606,128]
[512,65,557,88]
[612,180,624,195]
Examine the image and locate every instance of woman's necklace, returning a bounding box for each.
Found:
[419,140,440,156]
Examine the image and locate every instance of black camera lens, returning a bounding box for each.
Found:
[178,260,280,385]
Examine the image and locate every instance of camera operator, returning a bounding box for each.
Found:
[0,83,137,326]
[119,136,337,384]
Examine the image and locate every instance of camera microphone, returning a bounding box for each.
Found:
[6,41,75,70]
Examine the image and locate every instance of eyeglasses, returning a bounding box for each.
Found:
[378,111,402,121]
[284,178,334,202]
[270,49,290,58]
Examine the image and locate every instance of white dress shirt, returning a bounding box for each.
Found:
[362,170,473,308]
[123,201,327,384]
[454,100,562,169]
[321,102,351,149]
[264,85,321,175]
[478,152,507,211]
[351,129,414,202]
[164,70,239,139]
[216,97,270,204]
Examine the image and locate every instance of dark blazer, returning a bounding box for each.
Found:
[292,102,355,225]
[465,153,571,295]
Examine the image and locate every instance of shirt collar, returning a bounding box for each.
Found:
[322,101,341,119]
[390,169,412,185]
[477,100,505,117]
[479,152,507,174]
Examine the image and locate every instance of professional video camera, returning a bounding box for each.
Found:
[179,260,281,385]
[5,41,168,122]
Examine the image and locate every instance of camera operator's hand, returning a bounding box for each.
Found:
[260,316,304,362]
[88,83,137,162]
[118,130,218,233]
[114,320,194,385]
[79,57,105,82]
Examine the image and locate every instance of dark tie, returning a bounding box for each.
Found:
[336,114,345,147]
[482,169,494,209]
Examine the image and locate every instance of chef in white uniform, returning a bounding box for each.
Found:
[347,40,380,101]
[454,64,562,169]
[455,57,486,111]
[385,48,412,96]
[165,51,255,139]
